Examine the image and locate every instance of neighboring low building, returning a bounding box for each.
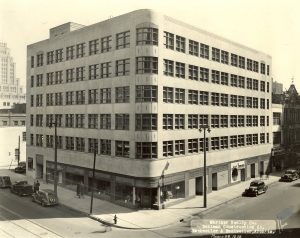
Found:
[27,9,273,209]
[0,103,26,168]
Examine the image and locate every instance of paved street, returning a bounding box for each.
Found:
[157,179,300,237]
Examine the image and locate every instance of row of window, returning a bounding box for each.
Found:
[163,87,270,109]
[163,31,270,75]
[30,133,270,159]
[32,28,158,68]
[31,113,270,130]
[30,85,270,107]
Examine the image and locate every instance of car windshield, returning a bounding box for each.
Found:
[285,170,295,174]
[47,192,56,199]
[250,182,259,187]
[17,181,28,185]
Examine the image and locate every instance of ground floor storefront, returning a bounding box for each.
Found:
[29,153,271,209]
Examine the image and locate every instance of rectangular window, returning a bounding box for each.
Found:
[238,76,245,88]
[253,61,259,72]
[221,50,229,64]
[189,40,199,56]
[115,114,130,130]
[136,142,157,159]
[188,114,198,129]
[66,136,75,150]
[75,114,85,128]
[176,35,185,53]
[88,89,98,104]
[230,95,237,107]
[211,137,220,150]
[163,59,174,76]
[247,78,253,89]
[115,141,130,158]
[46,135,53,148]
[253,134,258,145]
[100,88,111,104]
[260,116,265,126]
[75,90,85,104]
[76,43,85,58]
[66,46,75,60]
[65,114,74,128]
[76,66,85,81]
[231,54,238,67]
[75,137,85,152]
[100,62,112,78]
[100,139,111,155]
[260,81,266,92]
[88,114,98,129]
[46,72,54,85]
[175,88,185,104]
[116,31,130,49]
[230,135,237,148]
[36,134,43,147]
[37,53,44,67]
[188,90,198,104]
[88,138,98,154]
[175,114,185,129]
[238,135,245,146]
[55,71,63,84]
[267,65,270,76]
[260,63,266,74]
[199,138,209,152]
[163,114,173,130]
[46,93,54,106]
[89,39,99,55]
[238,96,245,107]
[212,70,220,84]
[66,68,74,83]
[246,115,252,127]
[253,115,258,127]
[136,57,158,74]
[163,87,174,103]
[175,140,185,155]
[200,67,209,82]
[253,79,259,91]
[212,47,220,62]
[101,35,112,53]
[211,115,220,128]
[220,93,228,106]
[199,114,209,127]
[116,59,130,76]
[47,51,54,64]
[100,114,111,129]
[230,74,238,87]
[260,133,265,144]
[220,115,228,127]
[199,91,209,105]
[31,56,34,68]
[136,114,157,130]
[200,43,209,59]
[221,72,228,85]
[238,56,245,68]
[220,136,228,149]
[115,86,130,103]
[273,113,281,125]
[188,139,198,153]
[230,115,237,127]
[163,31,174,49]
[88,64,99,80]
[260,98,265,109]
[55,49,63,63]
[136,27,158,45]
[211,93,220,106]
[163,141,174,157]
[136,85,157,102]
[175,62,185,78]
[36,74,43,87]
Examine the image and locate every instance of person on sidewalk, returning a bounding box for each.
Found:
[80,181,85,198]
[76,183,81,198]
[33,180,40,193]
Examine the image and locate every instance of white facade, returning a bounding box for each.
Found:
[27,10,273,208]
[0,42,26,109]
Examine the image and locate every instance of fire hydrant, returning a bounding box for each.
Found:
[113,214,117,224]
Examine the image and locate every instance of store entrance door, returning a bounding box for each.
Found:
[251,163,256,178]
[195,176,203,195]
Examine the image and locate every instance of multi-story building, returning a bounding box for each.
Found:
[0,42,26,108]
[27,9,272,209]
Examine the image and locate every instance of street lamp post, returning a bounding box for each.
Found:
[199,126,210,208]
[90,148,97,214]
[49,117,58,197]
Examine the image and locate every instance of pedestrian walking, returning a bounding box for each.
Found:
[34,180,40,193]
[80,181,85,198]
[76,183,81,198]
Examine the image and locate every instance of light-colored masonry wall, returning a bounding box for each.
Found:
[27,9,272,179]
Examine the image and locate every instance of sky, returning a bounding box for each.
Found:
[0,0,299,91]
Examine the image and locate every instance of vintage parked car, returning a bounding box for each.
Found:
[242,180,268,197]
[32,189,58,207]
[279,169,299,182]
[14,162,26,173]
[10,180,33,196]
[0,176,12,188]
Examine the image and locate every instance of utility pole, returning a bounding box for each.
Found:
[49,117,58,197]
[18,135,20,165]
[90,147,97,214]
[199,126,210,208]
